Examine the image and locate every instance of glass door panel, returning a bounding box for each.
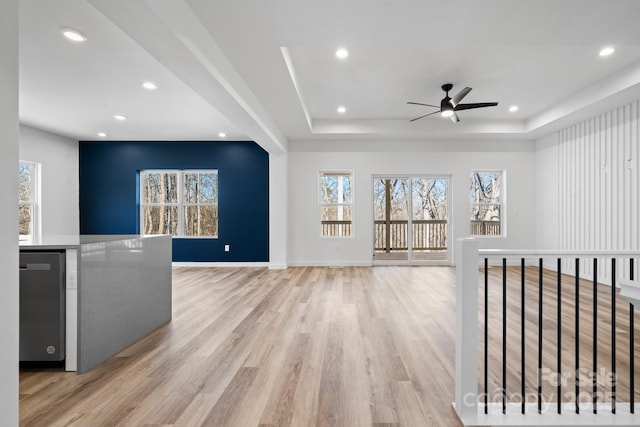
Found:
[373,178,410,262]
[411,177,448,261]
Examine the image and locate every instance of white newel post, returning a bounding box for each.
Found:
[454,238,479,425]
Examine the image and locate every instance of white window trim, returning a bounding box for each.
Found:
[318,170,354,238]
[140,169,218,239]
[19,160,41,239]
[470,169,506,238]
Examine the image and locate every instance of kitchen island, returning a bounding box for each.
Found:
[19,235,172,373]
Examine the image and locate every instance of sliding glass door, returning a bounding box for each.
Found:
[373,176,450,264]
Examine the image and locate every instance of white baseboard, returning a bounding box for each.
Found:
[173,260,458,268]
[455,401,640,426]
[287,260,373,267]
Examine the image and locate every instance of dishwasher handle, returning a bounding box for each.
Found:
[19,263,52,271]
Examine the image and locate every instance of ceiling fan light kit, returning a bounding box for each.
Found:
[408,83,498,122]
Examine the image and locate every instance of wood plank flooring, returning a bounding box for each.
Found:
[19,265,639,426]
[20,266,462,426]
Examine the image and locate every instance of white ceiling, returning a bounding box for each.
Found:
[18,0,640,152]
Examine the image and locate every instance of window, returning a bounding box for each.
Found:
[19,161,40,238]
[470,170,504,236]
[140,170,218,237]
[319,171,353,237]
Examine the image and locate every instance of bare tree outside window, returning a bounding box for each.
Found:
[320,172,353,237]
[412,178,447,221]
[470,171,504,236]
[19,161,38,237]
[373,178,409,221]
[183,172,218,237]
[141,170,218,237]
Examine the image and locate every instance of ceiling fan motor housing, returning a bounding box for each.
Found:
[440,83,454,110]
[441,96,453,110]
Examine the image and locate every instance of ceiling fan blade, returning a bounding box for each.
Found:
[454,102,498,111]
[452,87,472,106]
[409,110,441,122]
[407,101,440,108]
[449,111,460,123]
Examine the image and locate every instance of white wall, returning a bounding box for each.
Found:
[536,99,640,282]
[288,140,537,266]
[535,133,559,250]
[19,125,79,235]
[0,0,19,424]
[269,152,288,268]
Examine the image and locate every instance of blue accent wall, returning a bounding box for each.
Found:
[79,142,269,262]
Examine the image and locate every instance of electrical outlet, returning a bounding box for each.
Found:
[224,244,230,252]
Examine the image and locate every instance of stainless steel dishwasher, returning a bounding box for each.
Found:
[19,251,66,362]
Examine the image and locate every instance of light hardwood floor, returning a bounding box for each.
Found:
[20,266,462,426]
[19,265,638,426]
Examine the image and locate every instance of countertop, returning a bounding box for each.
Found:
[19,234,165,250]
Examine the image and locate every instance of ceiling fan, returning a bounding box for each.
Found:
[408,83,498,123]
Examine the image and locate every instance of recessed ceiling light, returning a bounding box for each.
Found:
[335,48,349,59]
[218,132,227,138]
[337,106,347,114]
[60,27,87,43]
[98,132,107,137]
[509,105,519,113]
[599,46,615,57]
[114,114,127,121]
[142,81,158,90]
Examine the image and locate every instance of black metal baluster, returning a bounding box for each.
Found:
[575,258,580,414]
[632,305,636,415]
[557,258,562,415]
[593,258,598,414]
[631,258,635,414]
[484,257,488,415]
[538,258,543,414]
[503,257,507,414]
[521,258,526,415]
[612,258,616,414]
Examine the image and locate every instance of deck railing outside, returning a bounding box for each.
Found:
[373,219,447,251]
[470,220,501,236]
[321,220,351,237]
[321,219,448,251]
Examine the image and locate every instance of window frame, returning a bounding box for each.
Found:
[139,169,218,239]
[19,160,41,239]
[469,169,506,238]
[318,170,354,238]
